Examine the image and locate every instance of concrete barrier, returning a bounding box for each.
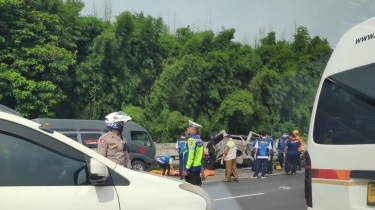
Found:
[155,142,308,157]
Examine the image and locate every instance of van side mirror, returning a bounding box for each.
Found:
[89,158,109,186]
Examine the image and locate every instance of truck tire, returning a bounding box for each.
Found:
[132,160,146,171]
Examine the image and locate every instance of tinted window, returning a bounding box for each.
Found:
[0,132,90,186]
[81,133,102,151]
[63,133,79,142]
[131,131,153,148]
[313,63,375,145]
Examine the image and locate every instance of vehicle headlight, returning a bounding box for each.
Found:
[179,183,216,210]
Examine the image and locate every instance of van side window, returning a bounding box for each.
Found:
[0,132,91,186]
[63,133,79,142]
[130,131,153,148]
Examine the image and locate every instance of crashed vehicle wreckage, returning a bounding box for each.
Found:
[208,130,261,168]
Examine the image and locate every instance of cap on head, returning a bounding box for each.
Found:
[188,119,202,128]
[293,130,300,135]
[223,133,231,138]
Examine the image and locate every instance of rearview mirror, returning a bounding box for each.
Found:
[89,158,109,186]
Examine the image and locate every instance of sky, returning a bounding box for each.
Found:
[80,0,375,48]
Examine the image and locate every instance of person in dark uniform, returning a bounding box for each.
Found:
[175,132,187,180]
[284,132,301,175]
[157,155,174,176]
[206,136,216,170]
[276,131,288,168]
[251,131,272,179]
[266,131,274,174]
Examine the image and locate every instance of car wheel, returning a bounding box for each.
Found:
[132,160,146,171]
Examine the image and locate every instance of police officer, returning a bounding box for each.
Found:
[175,132,187,180]
[97,111,132,168]
[251,131,272,179]
[284,132,301,175]
[221,134,239,182]
[182,120,203,186]
[276,131,288,168]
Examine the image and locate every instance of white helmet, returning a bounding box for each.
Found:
[105,111,132,124]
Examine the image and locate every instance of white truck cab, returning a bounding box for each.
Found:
[0,110,215,210]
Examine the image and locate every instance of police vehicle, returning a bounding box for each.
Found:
[32,118,156,172]
[0,108,215,210]
[305,16,375,210]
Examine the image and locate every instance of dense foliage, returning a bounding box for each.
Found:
[0,0,332,142]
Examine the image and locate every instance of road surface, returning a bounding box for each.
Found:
[203,173,306,210]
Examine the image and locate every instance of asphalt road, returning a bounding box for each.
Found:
[203,173,306,210]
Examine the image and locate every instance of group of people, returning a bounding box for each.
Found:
[96,110,304,185]
[276,130,303,174]
[251,130,303,179]
[96,111,206,187]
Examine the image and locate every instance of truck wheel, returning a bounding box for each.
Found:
[132,160,146,171]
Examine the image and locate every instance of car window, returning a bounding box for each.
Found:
[0,132,90,186]
[81,133,102,151]
[130,131,153,148]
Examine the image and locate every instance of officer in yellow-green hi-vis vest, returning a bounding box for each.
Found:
[182,119,203,186]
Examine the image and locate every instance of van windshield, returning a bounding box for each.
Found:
[313,63,375,145]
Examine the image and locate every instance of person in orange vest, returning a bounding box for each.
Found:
[292,130,303,170]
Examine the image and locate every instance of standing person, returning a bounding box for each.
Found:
[97,111,132,168]
[206,136,216,170]
[251,131,272,179]
[251,135,260,172]
[175,132,187,180]
[276,131,288,168]
[182,120,203,186]
[157,155,174,176]
[221,134,239,182]
[284,132,301,175]
[266,131,274,174]
[201,149,206,181]
[293,130,303,170]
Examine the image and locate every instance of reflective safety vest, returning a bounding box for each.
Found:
[177,137,187,155]
[257,138,270,158]
[224,140,237,161]
[158,156,171,164]
[183,133,203,172]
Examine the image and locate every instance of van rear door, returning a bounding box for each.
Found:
[311,63,375,209]
[129,130,156,168]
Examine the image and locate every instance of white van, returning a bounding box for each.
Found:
[305,16,375,209]
[0,111,215,210]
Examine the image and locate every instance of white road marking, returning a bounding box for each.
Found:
[214,193,265,201]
